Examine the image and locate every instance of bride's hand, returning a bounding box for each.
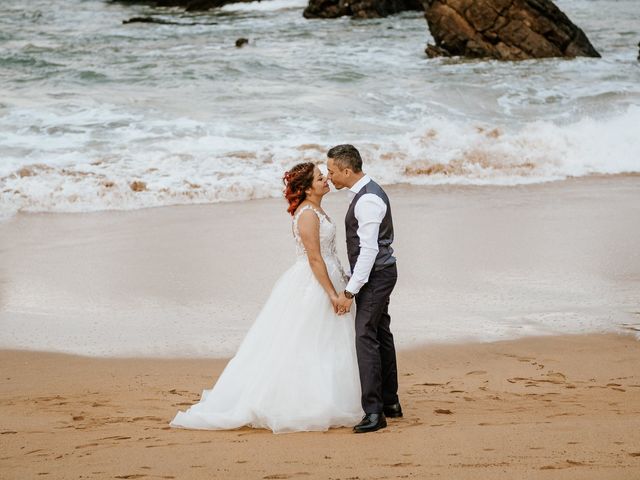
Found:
[329,294,343,315]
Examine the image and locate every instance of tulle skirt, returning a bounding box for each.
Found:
[170,257,363,433]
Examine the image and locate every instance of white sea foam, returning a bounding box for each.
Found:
[1,105,639,217]
[221,0,308,12]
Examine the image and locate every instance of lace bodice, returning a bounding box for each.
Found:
[292,205,339,260]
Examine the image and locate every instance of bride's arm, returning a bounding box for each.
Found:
[297,210,339,305]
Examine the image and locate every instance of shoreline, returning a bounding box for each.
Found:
[3,172,639,222]
[0,328,638,361]
[1,332,639,479]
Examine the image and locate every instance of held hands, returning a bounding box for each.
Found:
[333,292,353,316]
[330,295,342,315]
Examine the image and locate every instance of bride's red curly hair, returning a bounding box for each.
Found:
[283,162,315,216]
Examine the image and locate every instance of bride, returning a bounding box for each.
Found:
[170,162,363,433]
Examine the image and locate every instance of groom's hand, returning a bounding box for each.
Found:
[336,292,353,315]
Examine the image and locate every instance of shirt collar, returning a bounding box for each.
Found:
[349,174,371,195]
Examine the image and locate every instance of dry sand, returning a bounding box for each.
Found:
[1,334,640,479]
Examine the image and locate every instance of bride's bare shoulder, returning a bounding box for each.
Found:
[293,202,319,219]
[294,204,320,235]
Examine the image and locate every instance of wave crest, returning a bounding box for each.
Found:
[2,106,639,217]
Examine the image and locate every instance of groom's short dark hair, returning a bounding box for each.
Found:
[327,144,363,173]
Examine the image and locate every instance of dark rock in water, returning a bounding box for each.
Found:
[111,0,256,11]
[637,41,640,61]
[123,16,156,24]
[303,0,348,18]
[424,0,601,60]
[122,16,217,25]
[123,16,180,24]
[303,0,422,19]
[235,38,249,47]
[425,43,449,58]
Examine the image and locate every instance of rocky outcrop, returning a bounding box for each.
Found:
[303,0,422,19]
[424,0,600,60]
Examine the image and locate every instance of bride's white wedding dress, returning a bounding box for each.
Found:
[170,205,363,433]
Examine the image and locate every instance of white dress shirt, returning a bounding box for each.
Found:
[345,175,387,295]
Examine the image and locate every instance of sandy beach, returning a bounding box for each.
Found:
[2,0,640,476]
[1,175,639,478]
[1,333,640,479]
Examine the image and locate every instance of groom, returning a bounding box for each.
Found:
[327,144,402,434]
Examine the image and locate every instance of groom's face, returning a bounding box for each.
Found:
[327,158,348,190]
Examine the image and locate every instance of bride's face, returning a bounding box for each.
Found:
[306,166,330,197]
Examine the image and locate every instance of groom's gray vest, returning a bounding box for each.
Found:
[345,179,396,273]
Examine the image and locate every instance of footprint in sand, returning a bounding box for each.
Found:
[508,372,568,386]
[132,416,164,422]
[403,418,424,428]
[540,460,587,470]
[75,443,99,449]
[545,372,567,383]
[434,409,453,415]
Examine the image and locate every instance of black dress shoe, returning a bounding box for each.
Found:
[383,402,403,418]
[353,413,387,433]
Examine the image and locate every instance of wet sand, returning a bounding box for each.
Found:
[1,174,639,356]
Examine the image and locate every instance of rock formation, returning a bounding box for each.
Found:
[424,0,600,60]
[303,0,422,19]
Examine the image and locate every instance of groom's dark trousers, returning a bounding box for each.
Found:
[355,263,399,414]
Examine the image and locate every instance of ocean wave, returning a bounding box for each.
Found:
[1,106,639,218]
